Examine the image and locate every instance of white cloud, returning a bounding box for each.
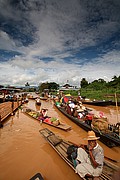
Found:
[0,0,120,86]
[0,48,120,86]
[0,30,16,50]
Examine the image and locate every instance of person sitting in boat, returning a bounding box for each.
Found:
[38,108,48,121]
[75,131,104,179]
[74,102,88,119]
[84,113,93,126]
[73,101,84,118]
[67,100,77,116]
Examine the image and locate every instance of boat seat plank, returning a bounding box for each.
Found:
[61,141,71,149]
[100,173,112,180]
[56,145,68,158]
[40,128,53,138]
[57,124,71,130]
[47,134,62,146]
[59,142,68,152]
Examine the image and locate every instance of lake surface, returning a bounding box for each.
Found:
[0,99,120,180]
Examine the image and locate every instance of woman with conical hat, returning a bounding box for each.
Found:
[75,131,104,180]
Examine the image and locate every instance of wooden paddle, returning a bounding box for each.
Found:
[68,140,119,163]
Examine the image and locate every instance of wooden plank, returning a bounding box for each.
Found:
[57,123,71,130]
[0,101,22,121]
[59,142,68,152]
[40,128,53,138]
[47,134,62,146]
[56,145,68,159]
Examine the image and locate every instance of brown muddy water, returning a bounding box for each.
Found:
[0,100,120,180]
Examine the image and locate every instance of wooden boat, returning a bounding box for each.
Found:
[40,96,48,101]
[23,107,71,131]
[82,100,112,106]
[40,128,119,180]
[28,94,37,100]
[110,101,120,106]
[30,173,44,180]
[54,103,120,148]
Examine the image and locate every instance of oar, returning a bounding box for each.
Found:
[68,140,119,163]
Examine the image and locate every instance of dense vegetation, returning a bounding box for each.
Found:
[38,82,59,93]
[80,76,120,101]
[23,75,120,101]
[38,75,120,101]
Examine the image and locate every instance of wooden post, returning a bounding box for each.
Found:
[115,92,119,123]
[11,101,14,115]
[0,115,3,128]
[3,92,5,102]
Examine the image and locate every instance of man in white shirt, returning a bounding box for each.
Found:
[75,131,104,179]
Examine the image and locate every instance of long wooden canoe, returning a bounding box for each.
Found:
[54,103,120,148]
[39,128,119,180]
[23,107,71,131]
[82,100,112,106]
[40,97,48,101]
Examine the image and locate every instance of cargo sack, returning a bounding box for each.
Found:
[92,117,108,131]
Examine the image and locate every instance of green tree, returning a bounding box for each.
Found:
[39,82,49,92]
[88,79,106,90]
[39,82,59,92]
[108,75,120,89]
[48,82,59,91]
[81,78,88,88]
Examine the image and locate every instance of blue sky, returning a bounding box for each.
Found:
[0,0,120,87]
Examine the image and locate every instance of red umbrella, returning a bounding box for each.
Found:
[61,94,71,103]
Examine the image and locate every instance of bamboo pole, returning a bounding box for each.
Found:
[115,92,119,123]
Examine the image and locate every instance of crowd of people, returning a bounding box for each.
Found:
[57,93,109,132]
[58,94,93,125]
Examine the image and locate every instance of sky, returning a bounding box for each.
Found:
[0,0,120,87]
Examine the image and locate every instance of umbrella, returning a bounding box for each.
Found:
[61,94,71,103]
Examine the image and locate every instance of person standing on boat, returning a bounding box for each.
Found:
[75,131,104,179]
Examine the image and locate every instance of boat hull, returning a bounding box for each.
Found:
[82,100,112,106]
[23,107,71,131]
[40,128,119,180]
[54,104,120,147]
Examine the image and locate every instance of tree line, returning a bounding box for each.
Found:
[81,75,120,90]
[24,75,120,96]
[37,75,120,92]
